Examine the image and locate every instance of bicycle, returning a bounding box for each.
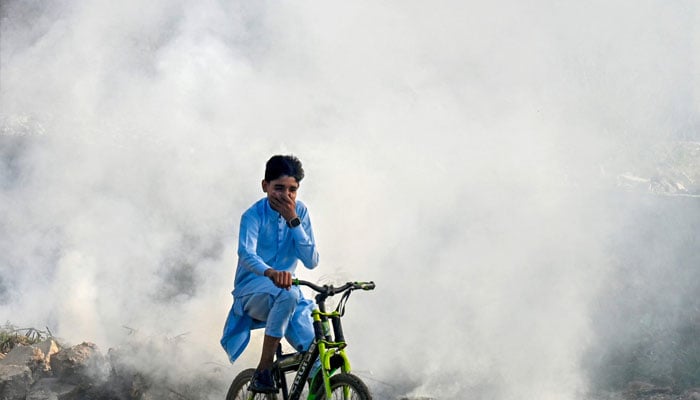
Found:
[226,279,376,400]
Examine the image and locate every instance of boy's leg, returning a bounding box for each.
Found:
[284,297,315,352]
[259,298,313,370]
[258,334,282,370]
[284,298,320,381]
[261,288,300,355]
[250,289,300,392]
[242,290,300,368]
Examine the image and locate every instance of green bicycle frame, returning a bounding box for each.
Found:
[310,308,351,400]
[281,279,374,400]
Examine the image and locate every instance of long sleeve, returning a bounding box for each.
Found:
[290,206,319,269]
[232,198,320,297]
[237,212,271,276]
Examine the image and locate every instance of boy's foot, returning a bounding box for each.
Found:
[250,369,276,393]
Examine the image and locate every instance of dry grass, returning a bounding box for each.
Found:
[0,322,52,354]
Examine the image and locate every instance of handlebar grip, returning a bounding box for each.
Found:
[354,281,375,290]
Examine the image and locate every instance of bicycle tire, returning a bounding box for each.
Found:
[226,368,279,400]
[314,373,372,400]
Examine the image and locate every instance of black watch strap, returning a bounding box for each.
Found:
[287,217,301,228]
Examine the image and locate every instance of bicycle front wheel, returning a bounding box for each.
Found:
[226,368,279,400]
[315,373,371,400]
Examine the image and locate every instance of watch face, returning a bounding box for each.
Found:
[288,217,301,228]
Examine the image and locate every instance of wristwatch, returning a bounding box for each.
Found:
[286,217,301,228]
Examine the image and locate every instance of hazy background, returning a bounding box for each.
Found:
[1,1,699,399]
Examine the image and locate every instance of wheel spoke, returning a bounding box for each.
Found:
[316,373,372,400]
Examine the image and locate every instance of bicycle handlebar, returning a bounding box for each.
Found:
[292,279,375,296]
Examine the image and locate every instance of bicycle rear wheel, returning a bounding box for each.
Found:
[314,373,371,400]
[226,368,279,400]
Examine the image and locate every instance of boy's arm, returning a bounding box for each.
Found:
[290,205,319,269]
[237,212,272,276]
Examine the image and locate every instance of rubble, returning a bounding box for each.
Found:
[0,341,109,400]
[613,141,700,197]
[0,335,226,400]
[49,342,108,386]
[1,332,696,399]
[0,364,33,400]
[0,339,58,377]
[25,378,79,400]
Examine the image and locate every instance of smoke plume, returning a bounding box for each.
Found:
[1,1,698,399]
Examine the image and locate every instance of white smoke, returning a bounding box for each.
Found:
[1,1,698,399]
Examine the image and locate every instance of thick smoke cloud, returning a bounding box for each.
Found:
[1,1,698,399]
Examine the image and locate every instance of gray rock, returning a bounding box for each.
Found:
[398,397,436,400]
[26,378,80,400]
[0,364,33,400]
[49,342,107,386]
[35,339,61,363]
[0,339,59,378]
[0,345,43,366]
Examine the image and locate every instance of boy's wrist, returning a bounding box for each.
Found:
[286,216,301,228]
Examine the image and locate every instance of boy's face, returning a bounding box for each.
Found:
[262,175,299,205]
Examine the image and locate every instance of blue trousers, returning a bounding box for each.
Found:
[237,288,315,352]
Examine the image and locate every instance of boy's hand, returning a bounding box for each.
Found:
[269,194,297,222]
[264,269,292,289]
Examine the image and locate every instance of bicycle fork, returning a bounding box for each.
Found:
[311,309,352,399]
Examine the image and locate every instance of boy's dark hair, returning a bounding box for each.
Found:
[265,155,305,183]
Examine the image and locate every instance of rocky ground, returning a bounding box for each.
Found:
[1,336,699,400]
[0,333,227,400]
[1,339,145,400]
[591,383,700,400]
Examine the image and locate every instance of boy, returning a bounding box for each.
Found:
[221,155,319,393]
